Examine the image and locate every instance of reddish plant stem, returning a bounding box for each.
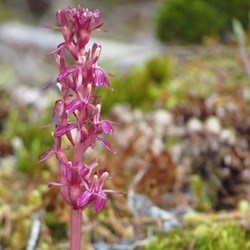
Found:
[70,209,82,250]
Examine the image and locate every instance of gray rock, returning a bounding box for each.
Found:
[131,193,153,217]
[150,206,175,220]
[205,116,222,134]
[187,117,203,133]
[93,242,111,250]
[111,105,133,124]
[153,109,173,127]
[0,22,160,72]
[163,220,181,231]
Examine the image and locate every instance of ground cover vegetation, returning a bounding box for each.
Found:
[1,43,250,248]
[156,0,250,43]
[0,1,250,249]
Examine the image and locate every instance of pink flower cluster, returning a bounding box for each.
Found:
[39,6,117,212]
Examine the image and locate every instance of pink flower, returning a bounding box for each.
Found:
[76,169,117,212]
[39,6,120,213]
[93,66,111,89]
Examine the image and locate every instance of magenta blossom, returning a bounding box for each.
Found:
[39,6,121,214]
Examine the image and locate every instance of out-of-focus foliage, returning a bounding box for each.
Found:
[155,0,225,43]
[207,0,250,29]
[100,47,249,112]
[191,175,212,211]
[3,104,53,174]
[166,52,249,108]
[44,213,67,243]
[98,56,171,113]
[0,1,19,22]
[0,30,250,248]
[155,0,250,43]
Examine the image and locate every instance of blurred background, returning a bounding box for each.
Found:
[0,0,250,249]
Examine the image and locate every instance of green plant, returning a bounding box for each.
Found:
[206,0,250,29]
[0,2,18,21]
[233,18,250,78]
[156,0,224,43]
[3,107,53,174]
[44,213,67,243]
[146,222,250,250]
[191,175,212,211]
[97,56,171,113]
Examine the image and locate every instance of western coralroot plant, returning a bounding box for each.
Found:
[38,5,120,250]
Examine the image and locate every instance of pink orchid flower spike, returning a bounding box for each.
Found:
[39,5,122,250]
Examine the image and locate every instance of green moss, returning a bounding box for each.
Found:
[156,0,225,43]
[156,0,250,44]
[44,213,67,243]
[146,222,250,250]
[3,104,54,175]
[98,56,171,113]
[28,189,43,210]
[0,2,19,21]
[205,0,250,29]
[191,175,213,211]
[98,50,248,113]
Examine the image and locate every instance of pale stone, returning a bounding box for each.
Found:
[153,109,173,127]
[221,129,236,144]
[151,137,164,155]
[205,116,222,134]
[187,117,203,132]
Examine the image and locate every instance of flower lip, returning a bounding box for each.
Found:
[76,190,93,209]
[93,193,107,212]
[93,67,111,89]
[100,121,114,135]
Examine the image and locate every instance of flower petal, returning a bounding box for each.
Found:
[100,121,114,135]
[57,67,77,82]
[94,67,111,89]
[88,158,98,172]
[37,146,55,163]
[47,42,66,56]
[42,77,57,90]
[55,123,77,137]
[102,189,125,195]
[77,191,93,209]
[77,162,90,178]
[48,181,63,187]
[66,100,83,114]
[64,161,72,183]
[56,151,68,165]
[97,137,116,154]
[94,193,107,212]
